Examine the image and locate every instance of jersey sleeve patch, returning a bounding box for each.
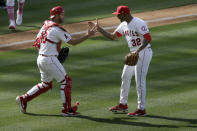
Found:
[62,32,72,43]
[64,34,68,39]
[141,26,148,31]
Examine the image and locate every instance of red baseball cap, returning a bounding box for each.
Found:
[112,6,130,15]
[50,6,64,19]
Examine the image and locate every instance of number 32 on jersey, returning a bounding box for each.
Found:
[124,30,142,47]
[131,38,141,47]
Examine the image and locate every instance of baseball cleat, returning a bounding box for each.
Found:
[71,101,79,112]
[109,103,128,113]
[61,101,80,117]
[61,108,80,117]
[128,109,146,116]
[61,111,80,117]
[9,20,16,30]
[16,10,23,25]
[16,96,27,113]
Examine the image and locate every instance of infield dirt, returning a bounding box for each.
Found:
[0,4,196,52]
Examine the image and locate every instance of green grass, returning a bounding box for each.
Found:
[0,0,197,34]
[0,21,197,130]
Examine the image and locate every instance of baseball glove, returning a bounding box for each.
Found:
[124,52,139,66]
[58,47,69,63]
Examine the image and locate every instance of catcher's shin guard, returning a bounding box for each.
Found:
[61,75,80,116]
[23,81,52,103]
[65,75,72,109]
[60,75,72,110]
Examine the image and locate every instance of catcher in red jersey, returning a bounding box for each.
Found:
[16,6,96,116]
[89,6,152,116]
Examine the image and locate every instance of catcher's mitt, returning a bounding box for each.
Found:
[124,52,139,66]
[57,47,69,63]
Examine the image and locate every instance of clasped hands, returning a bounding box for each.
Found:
[87,18,100,36]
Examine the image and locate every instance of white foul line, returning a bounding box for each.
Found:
[0,13,196,48]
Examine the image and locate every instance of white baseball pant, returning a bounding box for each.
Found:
[22,55,68,106]
[120,47,152,110]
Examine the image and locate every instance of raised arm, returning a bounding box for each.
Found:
[88,18,118,41]
[67,27,96,46]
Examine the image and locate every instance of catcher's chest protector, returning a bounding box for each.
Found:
[33,20,65,49]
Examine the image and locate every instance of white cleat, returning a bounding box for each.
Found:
[16,10,23,25]
[9,20,16,30]
[16,96,27,113]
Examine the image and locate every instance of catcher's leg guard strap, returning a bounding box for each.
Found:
[60,75,72,110]
[23,81,52,103]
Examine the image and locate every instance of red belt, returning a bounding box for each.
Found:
[40,54,57,57]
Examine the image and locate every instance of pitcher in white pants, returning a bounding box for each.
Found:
[88,5,153,116]
[120,47,152,111]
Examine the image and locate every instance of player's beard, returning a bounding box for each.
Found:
[117,15,125,22]
[120,18,124,22]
